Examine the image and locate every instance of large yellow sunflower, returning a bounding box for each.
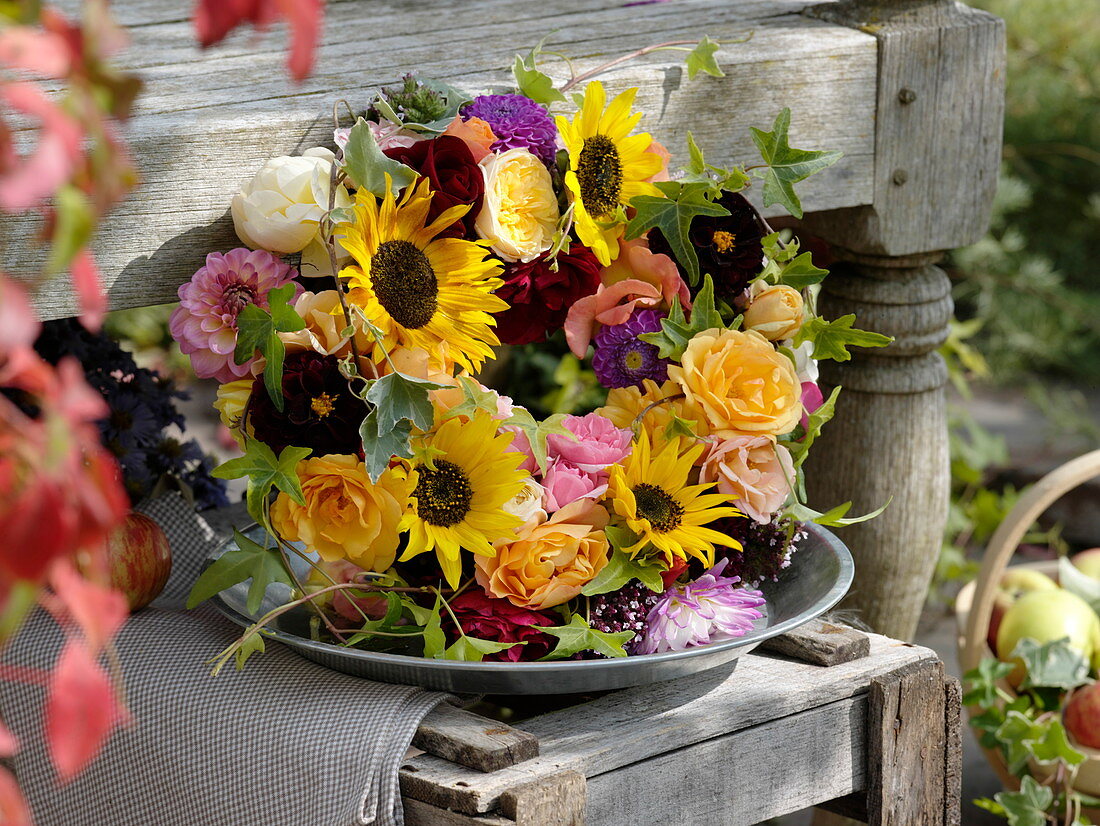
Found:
[556,81,663,266]
[398,411,527,588]
[607,431,742,568]
[339,176,506,375]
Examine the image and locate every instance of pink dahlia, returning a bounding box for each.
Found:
[170,249,301,383]
[636,560,766,654]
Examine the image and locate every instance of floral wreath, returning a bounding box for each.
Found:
[171,43,890,668]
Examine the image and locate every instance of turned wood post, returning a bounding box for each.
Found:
[799,0,1005,641]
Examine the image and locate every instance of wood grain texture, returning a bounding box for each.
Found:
[586,696,866,826]
[499,771,585,826]
[759,618,871,666]
[944,677,963,826]
[405,797,514,826]
[10,0,877,319]
[412,702,539,773]
[400,634,938,815]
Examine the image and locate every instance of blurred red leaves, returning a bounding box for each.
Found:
[194,0,324,82]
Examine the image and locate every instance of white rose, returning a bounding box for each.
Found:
[231,147,352,261]
[791,339,819,384]
[502,476,548,526]
[475,148,559,263]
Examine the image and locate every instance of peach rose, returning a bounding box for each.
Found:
[668,329,802,437]
[598,378,712,450]
[564,239,690,356]
[441,115,496,162]
[475,499,610,610]
[279,290,373,359]
[270,454,409,571]
[741,284,804,341]
[700,435,796,523]
[644,140,672,183]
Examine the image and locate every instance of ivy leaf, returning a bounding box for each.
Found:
[581,544,665,596]
[625,181,730,285]
[995,710,1047,774]
[749,108,843,218]
[443,376,502,422]
[539,614,634,660]
[1012,637,1092,691]
[187,529,294,615]
[365,371,448,434]
[443,636,523,662]
[963,659,1017,708]
[505,408,574,474]
[1029,718,1086,767]
[234,632,266,671]
[512,38,564,105]
[359,410,414,482]
[794,314,893,362]
[785,385,840,470]
[663,415,700,443]
[343,117,417,197]
[639,274,725,360]
[786,498,890,528]
[421,594,447,659]
[685,35,725,80]
[992,775,1053,826]
[211,441,311,523]
[680,133,750,196]
[233,284,306,411]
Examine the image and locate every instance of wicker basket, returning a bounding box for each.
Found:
[955,449,1100,808]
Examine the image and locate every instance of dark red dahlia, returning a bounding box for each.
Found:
[248,352,367,457]
[649,191,766,301]
[493,246,602,345]
[444,590,557,662]
[384,135,484,238]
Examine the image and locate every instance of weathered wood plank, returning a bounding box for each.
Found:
[586,695,866,826]
[500,771,585,826]
[8,0,878,319]
[760,618,870,666]
[405,797,515,826]
[412,702,539,773]
[399,634,937,815]
[944,676,963,826]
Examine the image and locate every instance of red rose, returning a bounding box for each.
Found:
[494,246,602,345]
[445,590,557,662]
[384,135,484,238]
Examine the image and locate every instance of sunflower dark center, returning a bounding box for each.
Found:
[577,134,623,218]
[369,239,438,330]
[632,482,684,533]
[414,459,473,527]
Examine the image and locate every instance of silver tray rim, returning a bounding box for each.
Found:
[208,521,853,677]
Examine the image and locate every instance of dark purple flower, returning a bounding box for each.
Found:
[591,308,670,389]
[588,580,662,656]
[462,94,559,165]
[710,515,806,587]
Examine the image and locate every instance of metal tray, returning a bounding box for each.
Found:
[209,523,853,694]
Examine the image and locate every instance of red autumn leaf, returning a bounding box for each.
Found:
[47,561,127,655]
[0,82,83,212]
[45,640,126,783]
[0,767,32,826]
[70,249,107,332]
[0,26,72,77]
[193,0,322,82]
[275,0,322,81]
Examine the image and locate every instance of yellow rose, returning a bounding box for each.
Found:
[598,378,711,447]
[279,290,372,359]
[213,379,254,447]
[668,329,802,437]
[475,147,559,263]
[270,454,409,571]
[475,499,610,610]
[741,284,804,341]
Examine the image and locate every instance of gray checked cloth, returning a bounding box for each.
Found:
[0,493,450,826]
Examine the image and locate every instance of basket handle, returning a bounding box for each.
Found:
[960,449,1100,674]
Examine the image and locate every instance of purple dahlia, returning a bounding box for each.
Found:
[591,308,670,389]
[461,94,559,165]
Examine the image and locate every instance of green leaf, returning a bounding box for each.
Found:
[365,371,448,434]
[685,35,725,80]
[639,274,726,360]
[359,410,415,482]
[371,78,472,134]
[963,658,1017,708]
[663,415,699,443]
[235,632,266,671]
[680,133,750,195]
[993,775,1053,826]
[749,108,843,218]
[1012,637,1092,690]
[233,284,306,411]
[512,39,565,105]
[581,544,665,596]
[211,442,311,523]
[421,594,447,659]
[187,529,294,614]
[47,186,94,275]
[625,181,730,284]
[539,614,634,660]
[786,385,840,469]
[1030,718,1087,767]
[505,408,574,475]
[442,376,503,423]
[996,710,1048,774]
[443,636,523,662]
[343,117,417,197]
[786,498,890,528]
[794,314,893,362]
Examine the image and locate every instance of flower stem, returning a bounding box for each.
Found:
[560,41,700,93]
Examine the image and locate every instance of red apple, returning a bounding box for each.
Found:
[988,568,1059,651]
[1072,548,1100,580]
[1065,682,1100,749]
[104,512,172,611]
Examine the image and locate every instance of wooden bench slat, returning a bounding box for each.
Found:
[413,702,540,774]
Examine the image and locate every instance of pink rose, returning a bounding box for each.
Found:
[503,427,539,475]
[699,435,796,524]
[564,238,690,357]
[546,412,632,473]
[542,460,608,512]
[334,121,425,153]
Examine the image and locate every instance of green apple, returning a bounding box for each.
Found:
[988,568,1059,651]
[1072,548,1100,580]
[996,589,1100,686]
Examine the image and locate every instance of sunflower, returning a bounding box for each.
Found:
[399,411,527,588]
[607,430,742,568]
[556,81,663,266]
[339,176,507,375]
